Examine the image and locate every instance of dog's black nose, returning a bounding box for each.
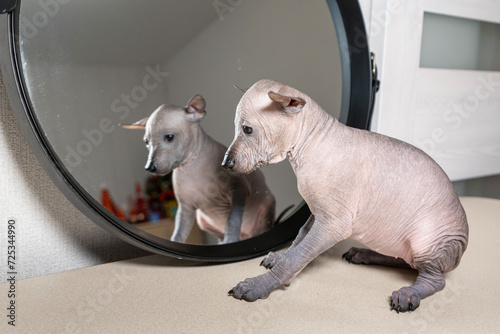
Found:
[221,155,235,170]
[145,161,157,172]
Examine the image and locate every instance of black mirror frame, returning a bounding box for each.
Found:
[0,0,375,262]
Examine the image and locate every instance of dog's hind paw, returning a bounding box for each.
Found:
[390,287,421,313]
[342,247,368,264]
[342,247,412,269]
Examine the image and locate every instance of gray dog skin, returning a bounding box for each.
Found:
[125,95,276,244]
[222,79,469,312]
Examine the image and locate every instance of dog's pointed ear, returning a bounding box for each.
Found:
[268,91,306,114]
[185,94,206,122]
[121,116,149,129]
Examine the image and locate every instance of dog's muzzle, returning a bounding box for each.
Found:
[145,160,158,173]
[221,154,235,171]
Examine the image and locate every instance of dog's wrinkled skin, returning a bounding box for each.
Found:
[125,95,276,244]
[223,79,469,312]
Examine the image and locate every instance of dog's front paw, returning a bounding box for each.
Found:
[228,273,281,302]
[260,251,282,269]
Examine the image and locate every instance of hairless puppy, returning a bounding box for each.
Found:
[124,95,276,244]
[223,79,469,312]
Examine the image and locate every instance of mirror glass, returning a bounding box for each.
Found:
[18,0,342,245]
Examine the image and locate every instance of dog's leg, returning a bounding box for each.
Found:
[171,202,196,243]
[261,214,315,269]
[229,215,349,301]
[342,247,412,269]
[342,248,446,312]
[221,188,247,244]
[390,266,445,313]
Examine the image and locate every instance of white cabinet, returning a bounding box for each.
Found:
[359,0,500,181]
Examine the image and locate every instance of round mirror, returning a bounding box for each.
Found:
[0,0,373,260]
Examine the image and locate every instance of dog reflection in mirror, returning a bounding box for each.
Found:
[123,95,277,244]
[223,79,468,312]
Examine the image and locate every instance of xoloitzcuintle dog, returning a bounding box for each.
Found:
[222,79,469,312]
[124,94,276,244]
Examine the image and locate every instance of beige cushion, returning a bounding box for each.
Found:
[1,196,498,333]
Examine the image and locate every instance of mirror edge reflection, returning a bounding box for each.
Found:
[0,0,373,262]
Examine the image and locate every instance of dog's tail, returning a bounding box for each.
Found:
[275,204,295,225]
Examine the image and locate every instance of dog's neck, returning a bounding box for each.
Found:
[287,100,340,174]
[179,125,211,169]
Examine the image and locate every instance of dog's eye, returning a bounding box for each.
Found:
[164,134,175,142]
[144,138,149,145]
[242,125,253,135]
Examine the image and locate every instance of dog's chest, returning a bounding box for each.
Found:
[174,173,235,222]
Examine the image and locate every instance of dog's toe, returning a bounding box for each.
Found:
[228,273,280,302]
[390,287,421,313]
[261,251,282,269]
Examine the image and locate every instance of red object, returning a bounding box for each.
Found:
[160,189,175,202]
[101,188,117,215]
[116,206,127,222]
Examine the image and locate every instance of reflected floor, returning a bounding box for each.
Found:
[135,218,206,245]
